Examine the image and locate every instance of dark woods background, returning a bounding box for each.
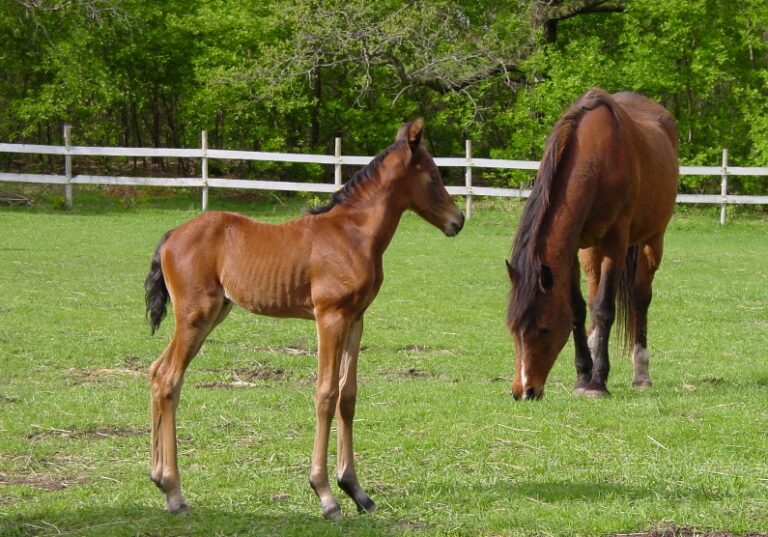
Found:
[2,0,767,194]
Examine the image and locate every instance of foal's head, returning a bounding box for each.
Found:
[396,119,464,237]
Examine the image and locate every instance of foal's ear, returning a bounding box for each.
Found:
[539,264,554,291]
[397,118,424,153]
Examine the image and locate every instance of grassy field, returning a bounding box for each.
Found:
[1,191,767,536]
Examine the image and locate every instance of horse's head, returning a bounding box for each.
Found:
[397,119,464,237]
[506,261,572,400]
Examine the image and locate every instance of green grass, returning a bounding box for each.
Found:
[1,191,767,536]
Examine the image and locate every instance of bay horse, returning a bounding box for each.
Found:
[144,119,464,518]
[506,88,678,400]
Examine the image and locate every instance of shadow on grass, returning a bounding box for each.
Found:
[0,503,416,537]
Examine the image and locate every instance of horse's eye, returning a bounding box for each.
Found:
[539,327,552,337]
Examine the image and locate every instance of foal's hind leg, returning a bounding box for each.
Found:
[336,317,376,514]
[150,296,230,514]
[629,237,663,388]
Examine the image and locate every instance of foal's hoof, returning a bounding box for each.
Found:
[168,501,190,516]
[356,497,377,515]
[323,504,343,520]
[632,379,653,388]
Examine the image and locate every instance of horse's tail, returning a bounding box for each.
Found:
[144,231,173,335]
[616,244,639,352]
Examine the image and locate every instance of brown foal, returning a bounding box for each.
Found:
[144,119,464,518]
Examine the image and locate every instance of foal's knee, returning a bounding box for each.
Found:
[315,387,339,414]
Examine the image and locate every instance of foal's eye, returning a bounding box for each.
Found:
[539,327,552,337]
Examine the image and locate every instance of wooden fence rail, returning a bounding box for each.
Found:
[2,128,768,224]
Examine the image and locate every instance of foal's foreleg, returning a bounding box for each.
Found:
[309,309,348,519]
[335,318,376,514]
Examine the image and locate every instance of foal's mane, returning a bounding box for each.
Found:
[310,141,409,215]
[507,88,618,330]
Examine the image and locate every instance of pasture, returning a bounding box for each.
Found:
[1,193,767,536]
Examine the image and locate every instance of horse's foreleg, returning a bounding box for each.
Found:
[630,240,662,388]
[584,242,626,397]
[310,309,347,519]
[570,257,593,393]
[335,318,376,514]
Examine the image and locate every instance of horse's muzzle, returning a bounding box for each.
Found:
[512,386,544,401]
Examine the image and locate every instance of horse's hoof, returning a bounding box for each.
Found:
[573,386,587,395]
[583,389,609,398]
[632,380,652,388]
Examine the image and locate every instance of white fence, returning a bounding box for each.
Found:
[2,127,768,224]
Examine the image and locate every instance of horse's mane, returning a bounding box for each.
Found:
[507,88,618,331]
[309,141,409,215]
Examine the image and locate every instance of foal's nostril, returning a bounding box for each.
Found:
[524,387,537,400]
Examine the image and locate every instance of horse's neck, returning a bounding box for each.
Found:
[539,191,587,275]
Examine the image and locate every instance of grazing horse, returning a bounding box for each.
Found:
[506,88,678,400]
[144,119,464,518]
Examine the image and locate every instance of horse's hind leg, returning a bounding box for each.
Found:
[581,233,628,397]
[335,317,376,514]
[150,295,230,514]
[629,237,663,388]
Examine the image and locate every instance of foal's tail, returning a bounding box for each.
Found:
[144,231,173,335]
[616,244,639,352]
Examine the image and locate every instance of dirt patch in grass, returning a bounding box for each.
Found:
[198,368,290,389]
[0,471,88,491]
[27,424,147,441]
[68,367,145,384]
[0,453,92,492]
[206,339,316,357]
[399,344,454,356]
[615,525,768,537]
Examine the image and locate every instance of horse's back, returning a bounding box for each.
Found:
[611,92,679,241]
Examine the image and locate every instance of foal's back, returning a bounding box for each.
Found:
[161,211,316,319]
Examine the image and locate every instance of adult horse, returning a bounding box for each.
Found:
[144,119,464,518]
[506,88,678,400]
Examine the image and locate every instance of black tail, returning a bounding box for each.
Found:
[144,231,172,335]
[616,244,639,352]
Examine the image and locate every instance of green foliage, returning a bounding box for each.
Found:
[1,1,767,191]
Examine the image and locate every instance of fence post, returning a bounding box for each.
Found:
[334,137,342,188]
[63,124,73,210]
[465,139,473,219]
[201,130,209,211]
[720,148,728,225]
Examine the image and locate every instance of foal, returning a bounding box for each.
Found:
[144,120,464,518]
